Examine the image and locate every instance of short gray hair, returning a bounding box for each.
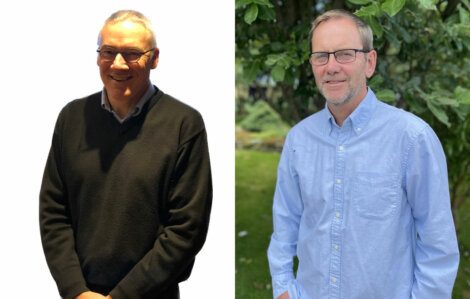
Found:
[97,10,157,48]
[309,9,373,51]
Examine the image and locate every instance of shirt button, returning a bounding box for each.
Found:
[338,145,344,151]
[356,127,362,132]
[331,277,337,283]
[336,179,342,184]
[334,245,339,251]
[335,212,341,219]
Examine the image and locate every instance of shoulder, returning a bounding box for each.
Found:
[156,91,204,123]
[58,91,101,118]
[54,91,101,129]
[151,90,206,143]
[375,100,430,139]
[285,108,328,145]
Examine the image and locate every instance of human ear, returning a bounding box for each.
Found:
[151,48,159,69]
[365,49,377,78]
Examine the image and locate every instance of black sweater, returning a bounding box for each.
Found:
[39,89,212,299]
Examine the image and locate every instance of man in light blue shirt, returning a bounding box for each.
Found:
[267,9,459,299]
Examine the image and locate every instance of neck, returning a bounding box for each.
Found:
[328,87,367,127]
[107,84,150,118]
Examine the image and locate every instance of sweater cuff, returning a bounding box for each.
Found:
[61,283,89,299]
[56,268,89,299]
[109,284,136,299]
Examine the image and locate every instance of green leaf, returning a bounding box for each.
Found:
[265,53,285,66]
[252,0,274,7]
[455,86,470,104]
[244,4,259,24]
[383,28,401,52]
[270,42,284,52]
[381,0,406,17]
[395,24,413,43]
[244,62,259,83]
[376,89,396,104]
[236,0,252,9]
[355,3,381,18]
[369,74,384,88]
[347,0,373,5]
[407,98,428,114]
[366,16,384,38]
[427,101,450,127]
[433,97,459,107]
[417,0,436,10]
[271,65,285,82]
[459,6,470,23]
[258,5,276,21]
[266,52,293,68]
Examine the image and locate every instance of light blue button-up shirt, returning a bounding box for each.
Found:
[268,89,459,299]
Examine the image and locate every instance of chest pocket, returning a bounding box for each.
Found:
[351,172,400,219]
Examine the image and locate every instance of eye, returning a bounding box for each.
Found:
[337,50,354,58]
[311,53,328,64]
[125,52,142,61]
[100,49,117,58]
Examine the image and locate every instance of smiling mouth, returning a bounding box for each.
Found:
[325,80,346,84]
[110,75,132,82]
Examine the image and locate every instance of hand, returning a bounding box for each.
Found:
[74,291,107,299]
[277,291,290,299]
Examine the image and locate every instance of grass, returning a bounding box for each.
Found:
[236,149,470,299]
[236,150,280,299]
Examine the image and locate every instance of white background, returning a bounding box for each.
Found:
[0,1,234,298]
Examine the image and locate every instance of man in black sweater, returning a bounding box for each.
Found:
[39,10,212,299]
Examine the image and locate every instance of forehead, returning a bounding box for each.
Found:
[100,20,152,49]
[311,17,362,52]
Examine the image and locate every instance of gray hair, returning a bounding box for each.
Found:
[97,10,157,48]
[309,9,373,51]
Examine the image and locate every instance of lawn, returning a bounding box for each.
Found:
[236,149,469,299]
[236,150,280,299]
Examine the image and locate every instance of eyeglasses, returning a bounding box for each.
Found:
[97,47,155,63]
[309,49,370,66]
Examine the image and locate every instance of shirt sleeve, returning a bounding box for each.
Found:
[405,125,460,298]
[109,121,212,298]
[268,135,303,299]
[39,108,90,299]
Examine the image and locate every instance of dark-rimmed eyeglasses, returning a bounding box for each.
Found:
[97,47,155,63]
[309,49,371,66]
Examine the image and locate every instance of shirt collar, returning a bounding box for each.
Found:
[101,84,156,123]
[322,88,377,136]
[348,88,377,135]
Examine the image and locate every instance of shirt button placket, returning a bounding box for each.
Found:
[330,135,346,299]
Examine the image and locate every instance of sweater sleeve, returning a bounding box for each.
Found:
[39,108,89,299]
[110,116,213,298]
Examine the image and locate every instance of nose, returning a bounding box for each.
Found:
[324,53,341,75]
[111,53,129,70]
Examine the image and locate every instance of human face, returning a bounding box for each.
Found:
[98,20,159,102]
[311,18,376,107]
